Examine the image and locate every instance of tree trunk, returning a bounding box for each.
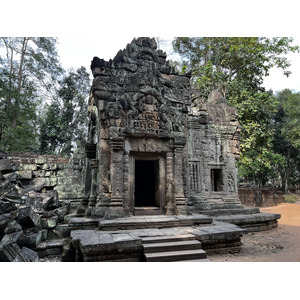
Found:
[12,37,29,127]
[1,38,14,115]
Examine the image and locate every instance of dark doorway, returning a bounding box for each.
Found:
[211,169,223,192]
[135,160,157,207]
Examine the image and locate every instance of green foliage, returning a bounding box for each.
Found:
[173,37,298,98]
[282,91,300,147]
[39,67,90,156]
[272,89,300,191]
[173,37,299,186]
[284,194,298,203]
[0,37,63,152]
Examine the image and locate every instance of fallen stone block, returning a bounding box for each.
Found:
[40,190,59,210]
[0,200,18,214]
[3,171,19,183]
[41,216,58,229]
[32,178,46,190]
[4,220,22,234]
[0,213,12,233]
[2,193,22,204]
[41,193,53,210]
[24,193,45,214]
[22,246,39,262]
[16,206,40,228]
[0,231,29,262]
[0,159,12,174]
[17,228,42,248]
[49,204,70,221]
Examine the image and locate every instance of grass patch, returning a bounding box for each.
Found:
[284,194,298,203]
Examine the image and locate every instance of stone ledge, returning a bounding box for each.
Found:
[214,212,281,232]
[98,214,213,231]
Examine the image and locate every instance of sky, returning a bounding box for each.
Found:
[57,36,300,94]
[2,1,300,93]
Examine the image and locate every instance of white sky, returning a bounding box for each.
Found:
[57,36,300,93]
[2,1,300,93]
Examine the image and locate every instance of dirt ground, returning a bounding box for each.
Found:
[209,196,300,262]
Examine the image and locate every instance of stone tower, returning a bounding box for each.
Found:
[82,37,241,219]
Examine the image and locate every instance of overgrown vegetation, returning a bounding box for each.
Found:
[0,37,90,156]
[172,37,300,191]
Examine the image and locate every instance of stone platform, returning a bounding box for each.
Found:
[68,221,245,262]
[64,214,248,261]
[35,207,281,261]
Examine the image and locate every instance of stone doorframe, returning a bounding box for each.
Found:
[128,152,166,214]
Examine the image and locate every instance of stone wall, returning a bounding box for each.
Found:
[8,150,85,208]
[238,188,284,207]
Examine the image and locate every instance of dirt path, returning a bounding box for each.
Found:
[209,198,300,262]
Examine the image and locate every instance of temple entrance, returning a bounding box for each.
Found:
[129,150,166,215]
[134,160,158,207]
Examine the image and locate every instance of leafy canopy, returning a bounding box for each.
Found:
[173,37,299,185]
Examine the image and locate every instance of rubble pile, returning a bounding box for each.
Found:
[0,150,70,261]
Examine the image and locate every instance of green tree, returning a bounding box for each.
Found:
[173,37,299,185]
[272,89,300,192]
[0,37,63,152]
[173,37,298,98]
[39,67,90,156]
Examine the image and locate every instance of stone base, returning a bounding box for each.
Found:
[104,207,126,220]
[214,212,281,232]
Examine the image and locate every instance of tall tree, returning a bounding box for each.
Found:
[272,89,300,192]
[173,37,299,185]
[0,37,63,152]
[39,67,90,156]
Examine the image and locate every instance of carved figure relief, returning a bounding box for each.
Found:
[228,172,235,193]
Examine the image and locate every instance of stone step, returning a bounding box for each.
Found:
[145,249,207,262]
[99,214,213,231]
[142,234,197,244]
[35,238,66,258]
[134,207,162,216]
[143,240,202,253]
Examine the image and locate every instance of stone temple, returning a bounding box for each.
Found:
[1,37,281,261]
[81,37,242,219]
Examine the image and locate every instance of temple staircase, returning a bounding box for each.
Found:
[142,234,209,262]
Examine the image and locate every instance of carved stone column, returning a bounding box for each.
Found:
[85,159,98,216]
[105,139,125,219]
[123,150,130,216]
[174,143,187,214]
[165,152,175,214]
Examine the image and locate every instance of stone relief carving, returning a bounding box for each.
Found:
[228,172,236,193]
[85,37,242,217]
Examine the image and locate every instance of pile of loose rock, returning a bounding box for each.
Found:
[0,150,70,261]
